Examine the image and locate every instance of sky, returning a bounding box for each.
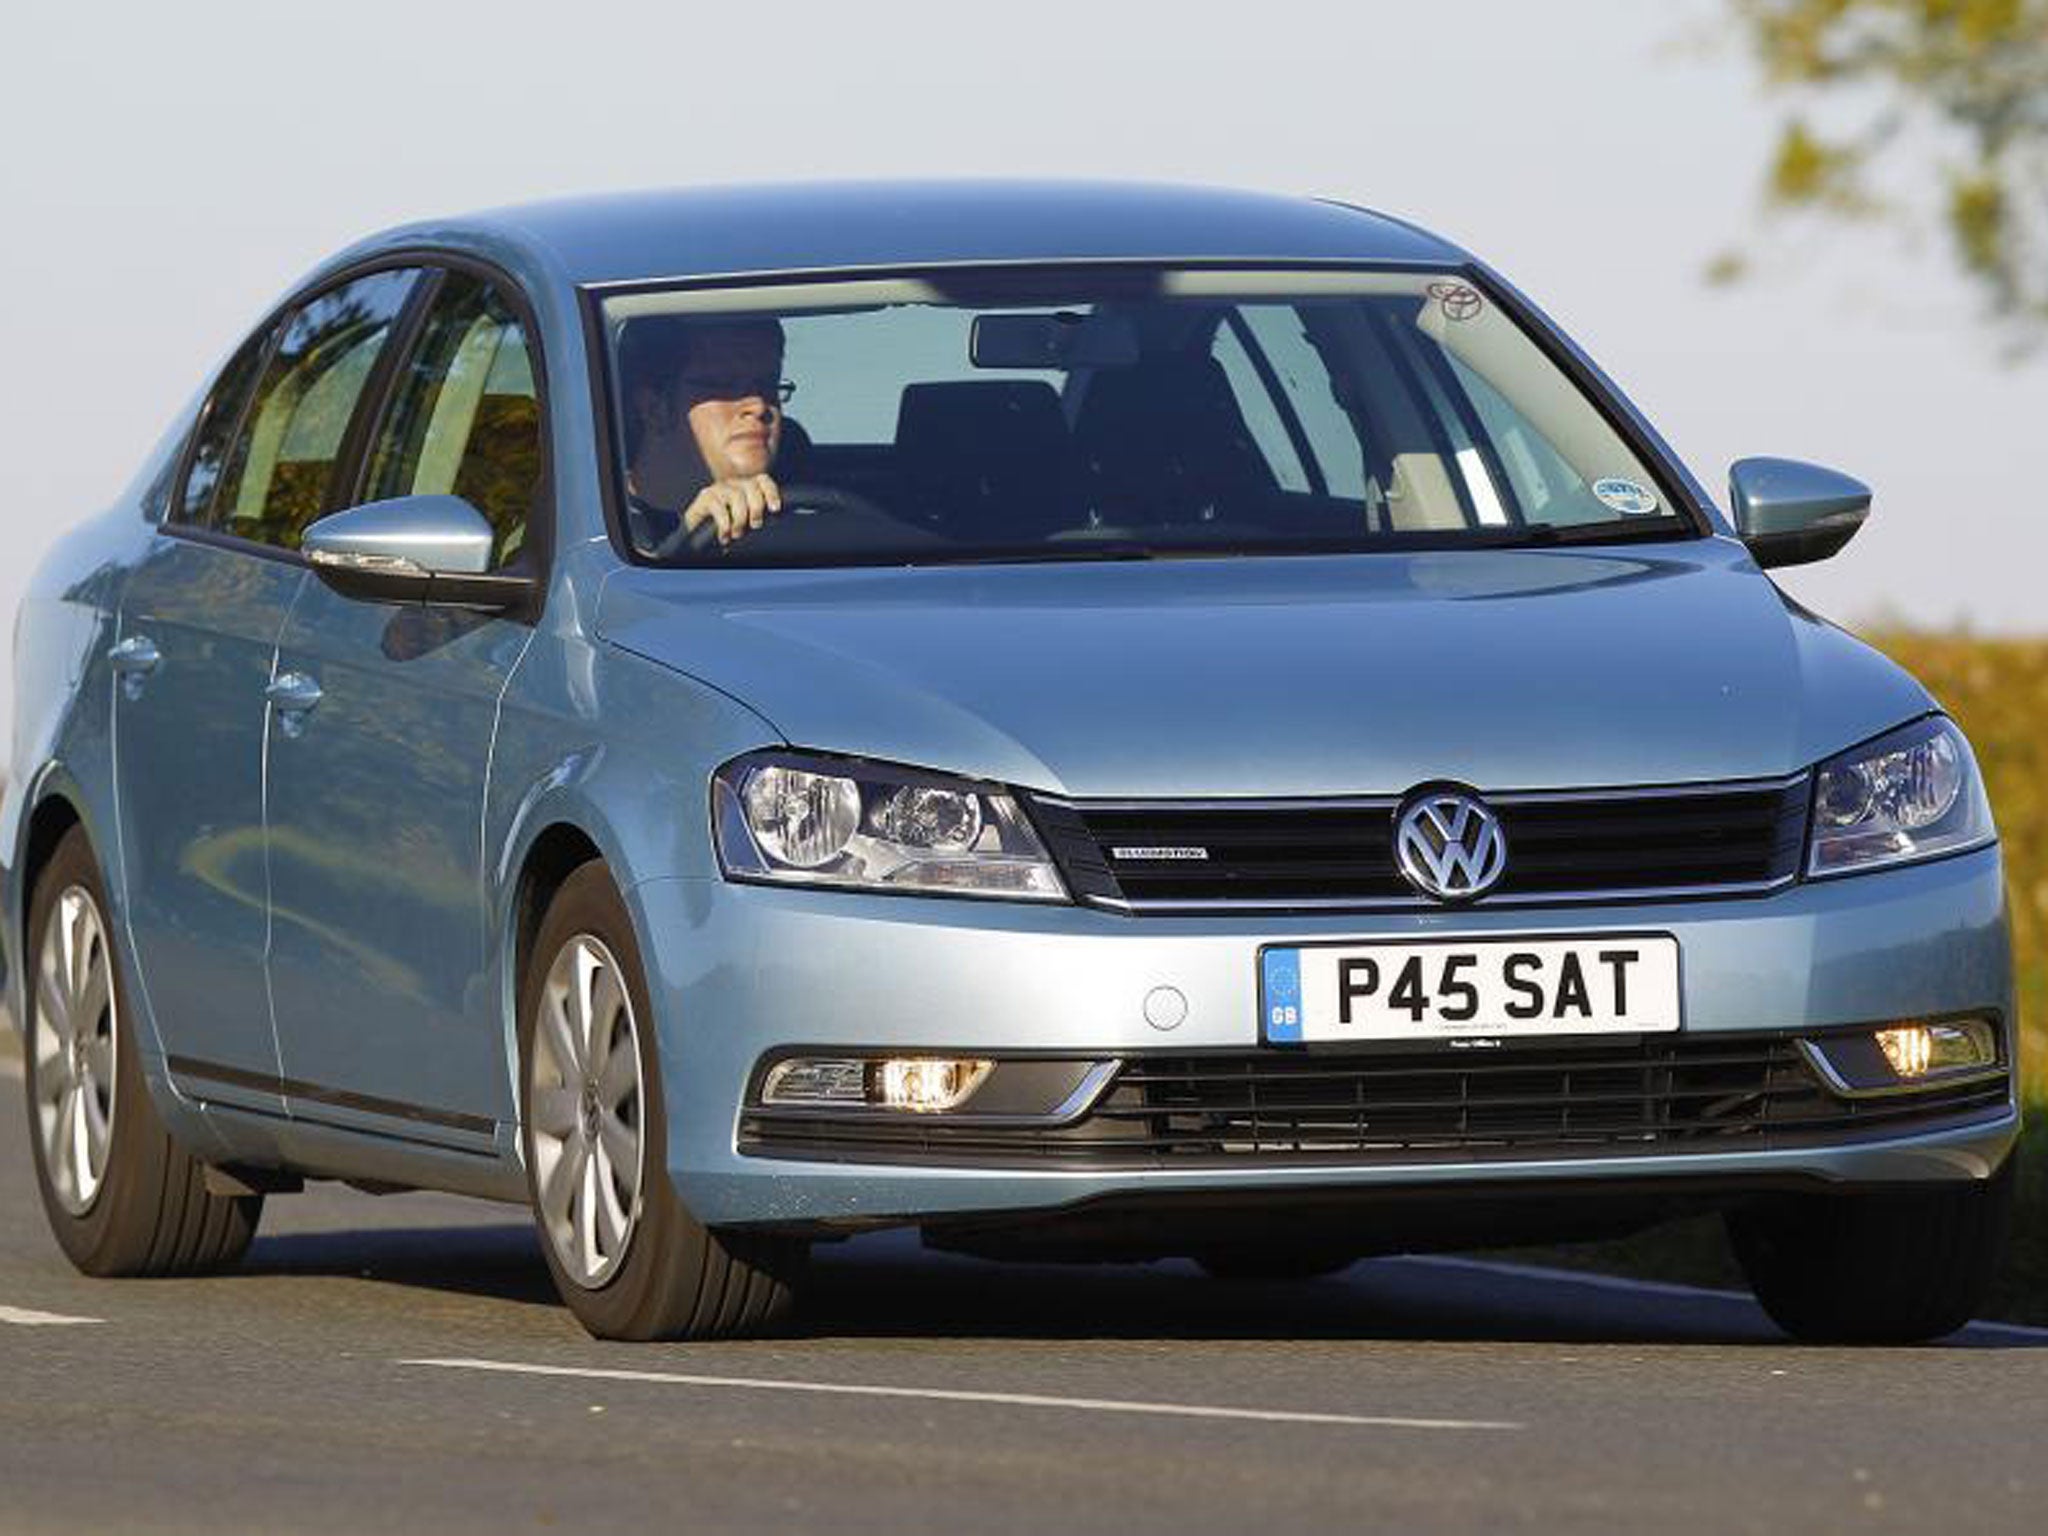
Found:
[1,0,2039,731]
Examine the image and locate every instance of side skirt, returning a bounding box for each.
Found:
[168,1055,526,1204]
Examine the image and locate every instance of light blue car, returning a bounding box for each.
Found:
[6,183,2014,1342]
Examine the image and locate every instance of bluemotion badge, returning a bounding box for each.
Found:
[1592,477,1660,515]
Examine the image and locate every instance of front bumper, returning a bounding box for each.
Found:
[630,843,2016,1230]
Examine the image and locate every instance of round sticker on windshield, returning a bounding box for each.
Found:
[1592,477,1660,515]
[1426,281,1484,322]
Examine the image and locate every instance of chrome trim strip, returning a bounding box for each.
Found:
[746,1058,1122,1130]
[1033,771,1809,815]
[1045,1059,1123,1122]
[1795,1037,2009,1102]
[1084,873,1800,916]
[167,1054,498,1137]
[1487,773,1809,804]
[1044,793,1398,813]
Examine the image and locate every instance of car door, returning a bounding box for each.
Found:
[263,266,546,1142]
[115,268,421,1111]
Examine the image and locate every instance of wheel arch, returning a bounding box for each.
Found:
[510,821,608,1015]
[492,810,632,1118]
[22,785,86,901]
[9,773,98,1031]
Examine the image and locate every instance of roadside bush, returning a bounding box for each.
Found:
[1873,634,2047,1087]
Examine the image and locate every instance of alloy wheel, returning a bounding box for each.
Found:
[529,933,646,1287]
[32,885,118,1216]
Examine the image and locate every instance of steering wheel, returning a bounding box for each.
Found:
[648,482,917,560]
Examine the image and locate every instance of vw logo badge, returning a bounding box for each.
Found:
[1394,790,1508,901]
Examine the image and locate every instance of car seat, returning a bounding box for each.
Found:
[893,380,1084,543]
[1071,353,1275,526]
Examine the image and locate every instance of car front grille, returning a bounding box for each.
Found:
[738,1035,2010,1168]
[1024,777,1810,912]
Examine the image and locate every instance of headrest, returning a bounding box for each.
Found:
[894,380,1082,540]
[895,380,1069,457]
[1073,352,1275,523]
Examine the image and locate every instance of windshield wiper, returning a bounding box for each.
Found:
[1515,517,1691,546]
[936,543,1162,565]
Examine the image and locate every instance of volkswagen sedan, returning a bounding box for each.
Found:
[5,183,2014,1341]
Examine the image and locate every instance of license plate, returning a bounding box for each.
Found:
[1259,935,1681,1044]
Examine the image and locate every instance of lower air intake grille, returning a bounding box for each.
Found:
[739,1035,2008,1168]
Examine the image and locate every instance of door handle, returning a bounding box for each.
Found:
[108,634,160,700]
[108,635,160,675]
[265,671,323,714]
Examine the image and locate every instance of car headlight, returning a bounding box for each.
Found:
[712,751,1068,901]
[1808,716,1995,877]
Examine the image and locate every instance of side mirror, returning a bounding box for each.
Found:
[1729,457,1871,570]
[301,495,535,611]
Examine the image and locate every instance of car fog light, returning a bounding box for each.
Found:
[760,1057,869,1106]
[1873,1020,1996,1081]
[879,1057,993,1113]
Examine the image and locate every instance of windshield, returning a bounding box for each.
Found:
[599,268,1694,567]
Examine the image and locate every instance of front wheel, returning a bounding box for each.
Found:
[25,826,261,1275]
[519,861,805,1340]
[1727,1163,2013,1344]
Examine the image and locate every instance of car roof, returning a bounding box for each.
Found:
[353,181,1466,289]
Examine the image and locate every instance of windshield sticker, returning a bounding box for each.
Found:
[1426,281,1484,322]
[1592,477,1660,515]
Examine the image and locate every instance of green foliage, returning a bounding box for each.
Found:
[1983,1100,2048,1323]
[1729,0,2048,340]
[1769,117,1876,209]
[1948,166,2010,272]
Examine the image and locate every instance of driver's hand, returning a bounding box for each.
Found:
[682,474,783,545]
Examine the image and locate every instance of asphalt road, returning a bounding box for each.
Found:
[1,1036,2043,1535]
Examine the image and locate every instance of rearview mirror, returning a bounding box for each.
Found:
[302,495,534,612]
[970,312,1140,371]
[1729,458,1871,570]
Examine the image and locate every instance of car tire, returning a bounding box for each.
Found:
[1726,1161,2014,1344]
[1194,1245,1359,1282]
[24,826,262,1277]
[519,860,806,1340]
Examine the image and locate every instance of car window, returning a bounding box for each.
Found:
[1446,354,1600,521]
[1233,307,1369,502]
[203,269,418,550]
[365,271,543,567]
[780,306,1062,445]
[1208,322,1310,493]
[1378,316,1515,526]
[177,327,278,526]
[604,268,1689,567]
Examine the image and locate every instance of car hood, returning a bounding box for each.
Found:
[595,539,1931,797]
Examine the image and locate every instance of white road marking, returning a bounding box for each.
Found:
[1396,1254,2048,1340]
[402,1357,1522,1431]
[0,1305,103,1326]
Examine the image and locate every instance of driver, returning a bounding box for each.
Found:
[622,316,789,547]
